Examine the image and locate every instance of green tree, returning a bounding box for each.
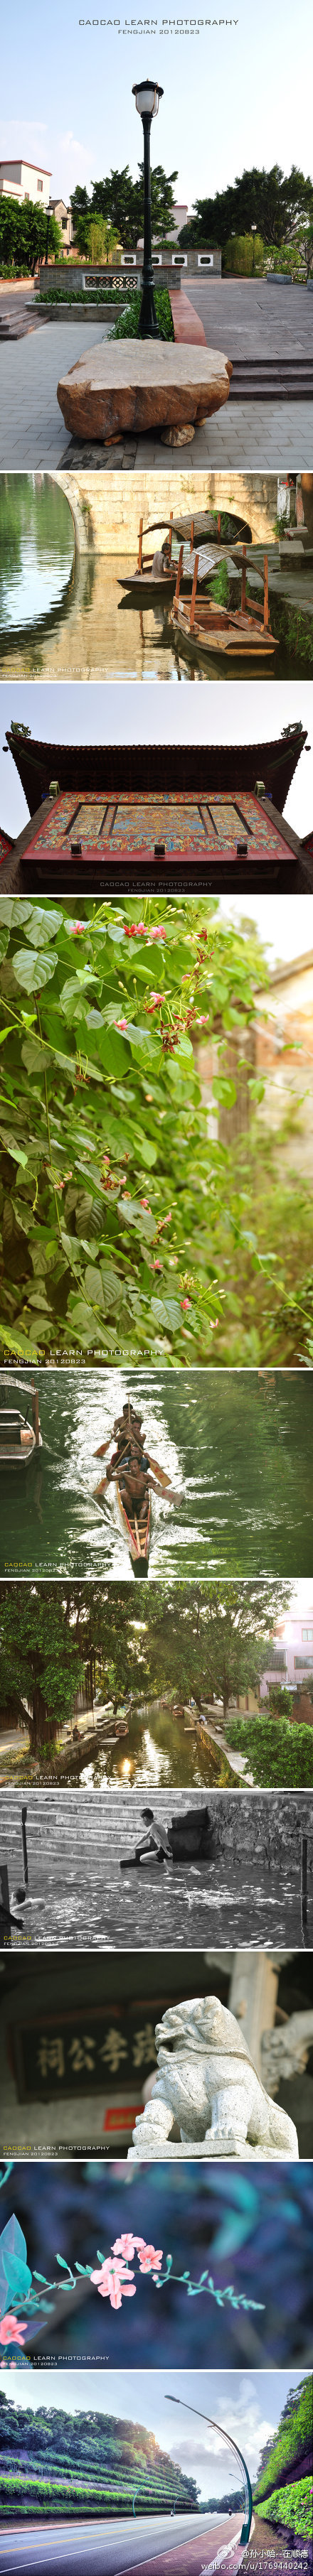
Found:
[123,1579,292,1722]
[179,163,313,251]
[0,1586,87,1751]
[70,162,178,254]
[0,198,62,275]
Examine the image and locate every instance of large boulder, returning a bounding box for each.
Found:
[57,337,231,443]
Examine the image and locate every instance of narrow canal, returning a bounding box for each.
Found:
[0,1368,312,1580]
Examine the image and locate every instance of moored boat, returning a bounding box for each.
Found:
[169,546,277,664]
[0,1390,42,1468]
[117,512,230,602]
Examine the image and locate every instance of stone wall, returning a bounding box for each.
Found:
[54,470,279,555]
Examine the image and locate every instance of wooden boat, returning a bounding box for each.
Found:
[169,546,278,663]
[0,1390,42,1468]
[117,512,226,602]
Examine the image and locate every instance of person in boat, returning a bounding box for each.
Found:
[151,540,171,581]
[117,1461,162,1520]
[120,1806,173,1869]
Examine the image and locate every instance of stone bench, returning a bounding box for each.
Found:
[57,335,231,445]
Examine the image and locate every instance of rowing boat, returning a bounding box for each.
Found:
[0,1397,42,1469]
[117,512,231,604]
[169,546,277,664]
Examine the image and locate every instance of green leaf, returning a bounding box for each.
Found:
[12,948,57,995]
[97,1030,128,1076]
[0,899,33,927]
[85,1009,105,1029]
[24,907,61,948]
[212,1077,238,1106]
[0,1321,41,1360]
[83,1265,105,1308]
[21,1041,53,1073]
[0,1129,28,1168]
[161,1298,182,1329]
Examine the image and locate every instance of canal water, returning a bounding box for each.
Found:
[0,472,75,648]
[0,1367,312,1580]
[0,477,312,679]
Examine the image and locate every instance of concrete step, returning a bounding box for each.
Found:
[229,358,313,400]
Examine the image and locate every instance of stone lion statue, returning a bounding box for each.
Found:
[128,1996,299,2160]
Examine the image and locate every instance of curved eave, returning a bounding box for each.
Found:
[6,728,307,821]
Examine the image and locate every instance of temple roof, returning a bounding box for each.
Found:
[6,725,307,821]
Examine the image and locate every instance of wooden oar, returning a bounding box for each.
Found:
[147,1454,174,1489]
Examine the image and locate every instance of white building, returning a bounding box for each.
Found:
[260,1612,313,1696]
[48,197,73,254]
[0,159,51,205]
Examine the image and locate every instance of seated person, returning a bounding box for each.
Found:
[120,1804,173,1868]
[152,541,171,580]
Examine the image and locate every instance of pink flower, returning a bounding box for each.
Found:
[181,1297,191,1311]
[0,2315,28,2346]
[150,926,166,941]
[140,1198,152,1211]
[115,1018,129,1032]
[90,2259,136,2311]
[149,990,163,1005]
[70,921,85,935]
[154,1259,163,1273]
[112,2234,144,2260]
[137,2246,163,2273]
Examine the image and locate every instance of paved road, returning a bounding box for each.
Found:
[0,2514,244,2575]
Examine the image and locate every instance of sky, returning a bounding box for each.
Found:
[1,679,312,964]
[0,2368,307,2496]
[1,0,312,205]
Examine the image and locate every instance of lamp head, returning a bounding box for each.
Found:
[132,78,163,117]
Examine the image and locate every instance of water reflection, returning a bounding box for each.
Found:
[1,492,312,680]
[0,1367,312,1581]
[0,472,74,643]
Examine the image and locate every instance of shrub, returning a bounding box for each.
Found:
[256,2480,312,2540]
[267,1685,294,1718]
[226,1714,313,1787]
[112,285,174,340]
[223,232,264,274]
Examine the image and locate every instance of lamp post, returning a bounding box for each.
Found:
[165,2395,253,2548]
[251,222,257,275]
[45,205,53,266]
[132,79,164,336]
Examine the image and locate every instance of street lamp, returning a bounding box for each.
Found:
[132,78,164,337]
[251,222,257,275]
[45,205,53,266]
[165,2395,253,2547]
